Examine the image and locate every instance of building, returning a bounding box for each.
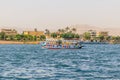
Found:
[97,31,108,37]
[88,30,96,38]
[23,29,44,37]
[1,29,17,35]
[88,30,108,37]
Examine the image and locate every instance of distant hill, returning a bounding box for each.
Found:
[70,24,120,36]
[105,28,120,36]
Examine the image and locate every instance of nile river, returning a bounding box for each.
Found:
[0,44,120,80]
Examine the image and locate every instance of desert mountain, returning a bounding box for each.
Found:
[70,24,120,36]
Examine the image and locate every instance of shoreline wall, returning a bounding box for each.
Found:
[0,40,40,44]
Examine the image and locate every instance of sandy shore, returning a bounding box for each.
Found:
[0,40,40,44]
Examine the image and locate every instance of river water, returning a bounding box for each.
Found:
[0,44,120,80]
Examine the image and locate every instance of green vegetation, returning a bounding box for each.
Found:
[111,36,120,43]
[40,35,46,41]
[83,32,108,42]
[0,32,46,41]
[0,32,5,40]
[82,31,120,43]
[0,27,120,44]
[51,33,57,38]
[83,32,91,40]
[97,35,105,41]
[49,27,80,39]
[60,32,79,39]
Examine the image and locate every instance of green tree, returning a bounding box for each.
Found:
[106,36,111,41]
[0,32,5,40]
[28,35,34,41]
[51,33,57,38]
[83,32,91,40]
[15,34,22,41]
[60,32,75,39]
[115,36,120,41]
[112,36,120,41]
[5,35,11,41]
[74,34,80,38]
[23,35,29,41]
[33,36,37,41]
[40,35,46,41]
[98,35,104,42]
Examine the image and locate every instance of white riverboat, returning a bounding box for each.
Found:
[40,39,83,49]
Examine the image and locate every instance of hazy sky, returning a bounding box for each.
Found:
[0,0,120,32]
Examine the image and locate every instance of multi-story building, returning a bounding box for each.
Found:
[23,29,44,37]
[88,30,108,37]
[88,30,96,38]
[97,31,108,37]
[1,29,17,35]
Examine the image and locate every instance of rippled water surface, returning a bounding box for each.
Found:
[0,44,120,80]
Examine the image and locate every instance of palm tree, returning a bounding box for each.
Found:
[65,26,70,32]
[72,28,76,33]
[61,29,65,33]
[58,29,62,33]
[45,29,50,35]
[45,29,48,33]
[69,30,72,33]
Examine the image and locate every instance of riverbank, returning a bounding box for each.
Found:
[0,40,40,44]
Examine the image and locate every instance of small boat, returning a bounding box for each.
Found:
[40,39,83,49]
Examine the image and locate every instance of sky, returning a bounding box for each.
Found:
[0,0,120,32]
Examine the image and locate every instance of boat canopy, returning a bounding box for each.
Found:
[46,38,80,43]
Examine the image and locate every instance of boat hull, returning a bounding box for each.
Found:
[42,46,82,49]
